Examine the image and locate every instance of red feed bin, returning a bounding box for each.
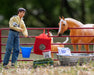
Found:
[34,31,51,55]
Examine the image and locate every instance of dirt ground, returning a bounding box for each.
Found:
[0,61,94,75]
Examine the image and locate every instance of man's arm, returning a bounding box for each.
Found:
[9,17,23,32]
[21,21,28,37]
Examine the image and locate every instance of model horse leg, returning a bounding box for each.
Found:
[78,45,82,51]
[72,45,77,51]
[71,40,77,51]
[78,40,82,51]
[71,41,76,51]
[84,45,89,52]
[51,53,54,58]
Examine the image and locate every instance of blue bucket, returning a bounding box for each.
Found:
[20,46,33,58]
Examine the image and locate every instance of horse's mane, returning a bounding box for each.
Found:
[65,18,84,26]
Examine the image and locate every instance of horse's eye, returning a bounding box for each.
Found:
[63,24,65,26]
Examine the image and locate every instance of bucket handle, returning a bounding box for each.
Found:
[43,29,45,33]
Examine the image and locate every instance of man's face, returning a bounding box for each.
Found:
[18,11,25,18]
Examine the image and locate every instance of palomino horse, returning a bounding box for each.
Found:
[46,32,69,58]
[58,16,94,52]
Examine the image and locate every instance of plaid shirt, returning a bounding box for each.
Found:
[9,15,28,37]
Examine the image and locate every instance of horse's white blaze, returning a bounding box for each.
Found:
[58,19,66,33]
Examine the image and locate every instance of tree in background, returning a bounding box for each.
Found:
[80,0,86,24]
[0,0,94,28]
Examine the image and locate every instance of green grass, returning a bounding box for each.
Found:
[0,61,94,75]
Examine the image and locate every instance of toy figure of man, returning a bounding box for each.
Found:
[3,8,28,67]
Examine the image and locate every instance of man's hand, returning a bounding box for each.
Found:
[20,29,23,32]
[24,35,28,38]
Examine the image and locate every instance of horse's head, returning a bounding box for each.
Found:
[58,16,68,36]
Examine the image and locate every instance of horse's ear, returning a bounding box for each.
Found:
[62,16,65,20]
[59,16,61,20]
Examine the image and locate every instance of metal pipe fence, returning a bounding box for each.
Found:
[0,27,94,62]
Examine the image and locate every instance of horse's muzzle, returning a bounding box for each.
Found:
[58,33,62,36]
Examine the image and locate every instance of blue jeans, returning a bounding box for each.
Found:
[3,29,20,65]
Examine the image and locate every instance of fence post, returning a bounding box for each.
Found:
[0,29,1,63]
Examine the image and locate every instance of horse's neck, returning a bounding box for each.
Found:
[65,18,84,35]
[65,19,83,28]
